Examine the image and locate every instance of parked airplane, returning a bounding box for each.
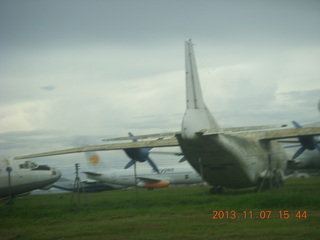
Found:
[52,177,125,192]
[15,40,320,191]
[84,166,203,189]
[87,151,203,189]
[0,157,61,200]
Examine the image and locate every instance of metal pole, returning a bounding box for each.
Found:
[70,163,89,210]
[7,166,13,206]
[134,161,140,207]
[198,158,206,203]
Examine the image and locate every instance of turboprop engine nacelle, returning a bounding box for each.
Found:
[137,180,170,188]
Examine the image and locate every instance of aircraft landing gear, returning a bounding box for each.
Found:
[257,170,284,192]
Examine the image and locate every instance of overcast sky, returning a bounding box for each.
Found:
[1,0,320,174]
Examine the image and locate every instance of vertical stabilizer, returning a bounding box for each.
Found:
[185,40,205,109]
[182,40,219,139]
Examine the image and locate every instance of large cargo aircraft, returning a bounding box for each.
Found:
[15,40,320,191]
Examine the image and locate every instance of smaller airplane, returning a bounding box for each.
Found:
[52,152,126,192]
[84,148,203,189]
[84,166,203,189]
[0,157,61,201]
[52,177,125,192]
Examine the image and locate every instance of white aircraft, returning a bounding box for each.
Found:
[0,157,61,200]
[84,150,203,189]
[15,40,320,191]
[85,167,202,189]
[52,177,126,192]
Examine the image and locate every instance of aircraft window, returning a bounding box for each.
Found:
[20,161,38,169]
[32,165,51,171]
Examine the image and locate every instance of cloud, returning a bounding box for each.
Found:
[41,85,56,91]
[0,101,51,133]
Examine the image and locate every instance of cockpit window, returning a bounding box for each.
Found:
[19,161,38,169]
[32,165,51,171]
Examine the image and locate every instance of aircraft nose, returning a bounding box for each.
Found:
[51,168,62,180]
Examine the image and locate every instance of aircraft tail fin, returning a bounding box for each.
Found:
[185,39,206,110]
[182,40,219,139]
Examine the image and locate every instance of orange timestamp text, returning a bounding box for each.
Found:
[212,210,307,219]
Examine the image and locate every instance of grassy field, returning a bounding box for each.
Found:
[1,178,320,240]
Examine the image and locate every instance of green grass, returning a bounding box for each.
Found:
[1,178,320,240]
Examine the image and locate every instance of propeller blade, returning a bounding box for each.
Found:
[146,157,159,173]
[128,132,138,142]
[283,144,301,149]
[124,160,135,169]
[292,146,306,159]
[292,121,302,129]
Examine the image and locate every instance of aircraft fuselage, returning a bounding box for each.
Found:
[86,167,202,188]
[0,158,61,198]
[178,133,287,188]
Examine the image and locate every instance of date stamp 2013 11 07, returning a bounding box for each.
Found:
[212,210,307,220]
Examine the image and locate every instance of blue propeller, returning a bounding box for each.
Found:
[179,156,187,163]
[291,121,320,159]
[123,132,160,173]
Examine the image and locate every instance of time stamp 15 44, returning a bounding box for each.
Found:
[212,210,307,219]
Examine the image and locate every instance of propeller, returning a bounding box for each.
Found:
[291,121,320,159]
[123,132,160,173]
[179,156,187,163]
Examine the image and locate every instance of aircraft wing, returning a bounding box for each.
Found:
[14,125,320,160]
[199,127,320,141]
[15,136,179,160]
[102,125,286,141]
